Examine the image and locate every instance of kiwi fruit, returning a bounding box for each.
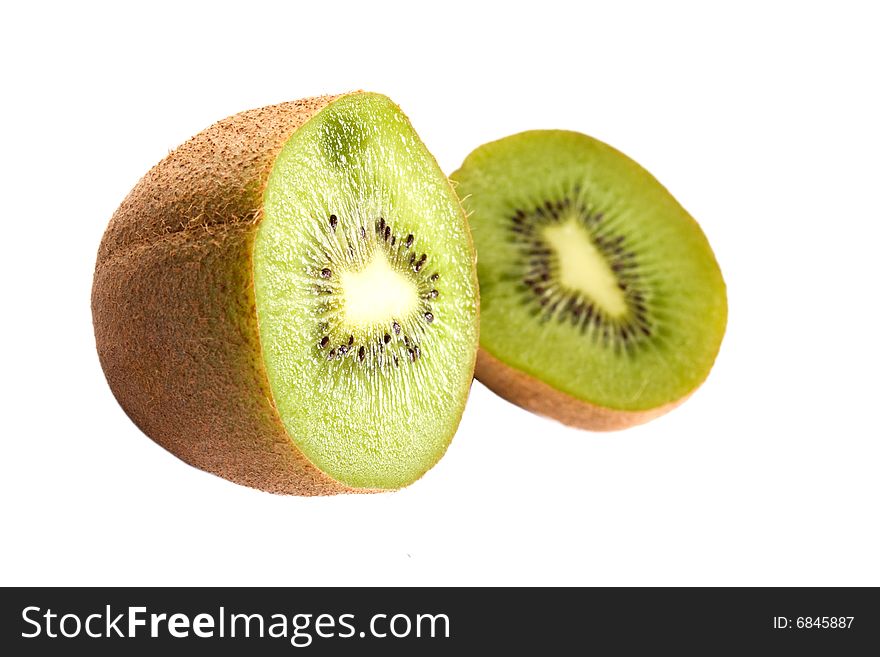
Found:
[92,92,479,494]
[451,130,726,430]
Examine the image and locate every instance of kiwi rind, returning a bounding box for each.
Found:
[92,92,478,494]
[452,130,727,431]
[476,349,687,431]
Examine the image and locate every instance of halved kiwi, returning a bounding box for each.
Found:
[451,130,726,430]
[92,92,479,494]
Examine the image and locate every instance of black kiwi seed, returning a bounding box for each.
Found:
[424,312,434,323]
[378,217,386,232]
[405,234,414,248]
[319,336,329,348]
[348,335,354,346]
[329,214,338,230]
[320,268,332,279]
[383,333,391,344]
[359,226,366,239]
[384,226,391,241]
[392,322,401,335]
[430,273,439,281]
[328,349,337,360]
[427,289,439,299]
[358,346,366,361]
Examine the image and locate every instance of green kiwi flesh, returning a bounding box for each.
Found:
[254,94,478,488]
[451,130,726,423]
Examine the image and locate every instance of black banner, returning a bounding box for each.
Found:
[1,587,876,654]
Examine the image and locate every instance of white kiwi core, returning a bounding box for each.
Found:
[543,217,628,318]
[340,251,420,329]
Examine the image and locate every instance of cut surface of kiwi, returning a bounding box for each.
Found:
[254,94,478,488]
[451,130,726,429]
[92,93,478,493]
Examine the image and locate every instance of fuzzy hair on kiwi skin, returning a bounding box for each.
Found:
[476,349,688,431]
[92,92,478,495]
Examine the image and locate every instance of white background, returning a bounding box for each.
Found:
[2,1,878,586]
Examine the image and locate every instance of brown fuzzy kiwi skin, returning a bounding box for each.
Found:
[91,93,374,495]
[475,348,688,431]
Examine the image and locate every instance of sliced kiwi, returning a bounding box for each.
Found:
[451,130,726,430]
[92,92,479,493]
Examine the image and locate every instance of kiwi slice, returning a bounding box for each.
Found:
[451,130,726,430]
[92,93,479,494]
